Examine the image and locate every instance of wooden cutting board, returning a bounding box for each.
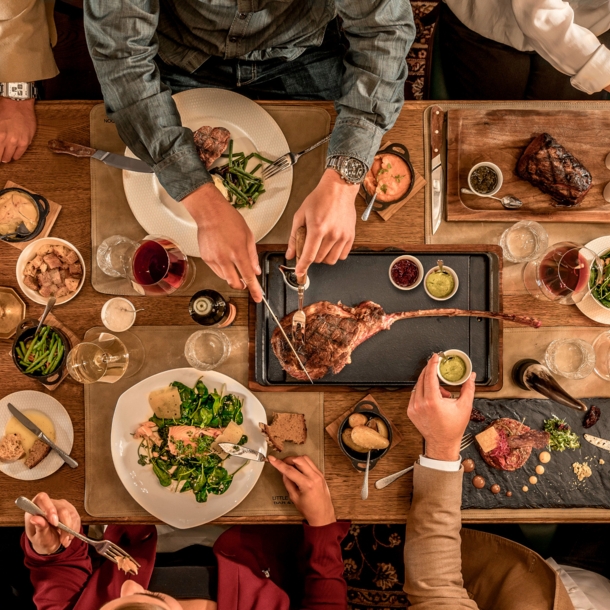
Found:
[446,108,610,222]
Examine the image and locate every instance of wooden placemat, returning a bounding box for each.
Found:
[326,394,403,458]
[1,181,61,251]
[89,104,330,297]
[423,102,610,295]
[84,325,324,519]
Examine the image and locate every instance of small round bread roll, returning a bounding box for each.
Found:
[342,428,368,454]
[348,413,368,428]
[351,425,390,450]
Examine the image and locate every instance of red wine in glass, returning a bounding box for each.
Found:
[131,237,188,295]
[539,245,589,300]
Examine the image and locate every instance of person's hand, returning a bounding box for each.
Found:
[182,182,262,302]
[286,169,359,276]
[24,492,81,555]
[0,98,36,163]
[269,455,336,526]
[407,354,476,461]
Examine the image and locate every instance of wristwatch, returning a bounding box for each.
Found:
[326,156,368,185]
[0,82,38,101]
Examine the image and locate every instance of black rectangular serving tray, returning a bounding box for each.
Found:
[254,246,501,388]
[462,399,610,509]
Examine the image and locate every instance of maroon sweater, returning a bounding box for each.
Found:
[22,522,349,610]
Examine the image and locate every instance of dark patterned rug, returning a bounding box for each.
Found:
[342,524,409,609]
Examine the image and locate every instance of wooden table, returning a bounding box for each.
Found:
[0,100,607,527]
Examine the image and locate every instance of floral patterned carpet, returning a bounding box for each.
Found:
[342,524,409,609]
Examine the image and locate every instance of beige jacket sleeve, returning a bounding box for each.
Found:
[0,0,58,82]
[404,464,478,609]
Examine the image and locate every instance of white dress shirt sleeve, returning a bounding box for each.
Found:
[419,454,462,472]
[511,0,610,94]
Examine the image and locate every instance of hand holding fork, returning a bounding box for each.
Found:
[263,134,332,180]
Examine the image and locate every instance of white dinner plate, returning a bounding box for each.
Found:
[0,391,74,481]
[122,89,293,257]
[577,236,610,325]
[111,368,267,529]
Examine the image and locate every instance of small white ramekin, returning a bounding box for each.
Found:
[388,255,424,291]
[424,265,459,301]
[437,349,473,386]
[467,162,503,197]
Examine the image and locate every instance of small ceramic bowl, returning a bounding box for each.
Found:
[101,297,137,332]
[437,349,473,386]
[467,162,503,197]
[389,255,424,291]
[424,265,459,301]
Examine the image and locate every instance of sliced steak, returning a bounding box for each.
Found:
[477,418,532,471]
[193,125,231,168]
[507,430,550,450]
[516,133,592,207]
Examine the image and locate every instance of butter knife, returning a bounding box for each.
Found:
[584,433,610,452]
[48,139,153,174]
[7,403,78,469]
[219,443,268,462]
[430,106,445,235]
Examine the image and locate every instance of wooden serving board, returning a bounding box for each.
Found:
[446,108,610,222]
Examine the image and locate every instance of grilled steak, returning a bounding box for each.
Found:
[271,300,541,381]
[507,430,550,450]
[516,133,592,207]
[193,126,231,168]
[478,418,532,471]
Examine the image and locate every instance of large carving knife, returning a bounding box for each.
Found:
[292,226,308,344]
[430,106,445,235]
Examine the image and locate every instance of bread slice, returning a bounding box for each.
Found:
[24,439,51,469]
[0,434,25,462]
[259,412,307,452]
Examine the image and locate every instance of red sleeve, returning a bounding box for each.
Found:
[21,531,92,610]
[299,521,350,610]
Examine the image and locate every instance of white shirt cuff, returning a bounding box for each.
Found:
[571,44,610,94]
[419,454,462,472]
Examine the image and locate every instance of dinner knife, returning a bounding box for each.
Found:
[48,139,153,174]
[219,443,268,462]
[7,403,78,469]
[430,106,445,235]
[584,433,610,452]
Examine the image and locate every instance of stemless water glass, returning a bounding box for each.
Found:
[522,241,603,305]
[97,234,195,296]
[593,330,610,381]
[544,338,595,380]
[499,221,548,263]
[185,330,231,371]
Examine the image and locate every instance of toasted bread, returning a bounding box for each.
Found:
[24,439,51,469]
[259,412,307,452]
[0,433,25,462]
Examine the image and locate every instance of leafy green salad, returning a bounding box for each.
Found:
[136,379,248,503]
[589,250,610,308]
[543,417,580,452]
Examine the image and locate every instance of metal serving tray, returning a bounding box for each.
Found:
[254,247,501,389]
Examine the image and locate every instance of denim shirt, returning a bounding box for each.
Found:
[83,1,415,201]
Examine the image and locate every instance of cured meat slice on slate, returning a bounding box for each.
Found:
[507,430,550,450]
[271,300,541,381]
[516,133,592,207]
[477,418,532,471]
[193,126,231,168]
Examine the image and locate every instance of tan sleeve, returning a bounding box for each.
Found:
[404,464,479,609]
[0,0,59,82]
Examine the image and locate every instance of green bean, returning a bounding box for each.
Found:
[27,357,51,375]
[230,166,261,181]
[49,344,64,374]
[250,163,262,175]
[23,336,36,362]
[19,340,26,354]
[225,181,249,203]
[228,139,233,165]
[252,152,273,164]
[24,350,49,374]
[15,345,24,360]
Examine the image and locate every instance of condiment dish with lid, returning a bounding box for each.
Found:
[437,349,473,386]
[424,264,459,301]
[389,255,423,291]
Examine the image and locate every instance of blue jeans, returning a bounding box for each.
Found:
[157,19,346,101]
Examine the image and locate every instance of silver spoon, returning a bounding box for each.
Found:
[361,192,378,222]
[36,296,57,335]
[361,451,371,500]
[437,259,448,274]
[461,187,523,209]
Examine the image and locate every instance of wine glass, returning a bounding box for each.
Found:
[522,241,603,305]
[66,331,145,384]
[97,235,195,296]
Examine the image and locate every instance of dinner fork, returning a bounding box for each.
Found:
[16,497,141,575]
[262,134,331,180]
[374,433,475,490]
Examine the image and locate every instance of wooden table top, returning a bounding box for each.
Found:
[0,100,607,527]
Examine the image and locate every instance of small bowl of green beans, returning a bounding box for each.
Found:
[12,319,70,385]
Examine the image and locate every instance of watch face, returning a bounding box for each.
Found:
[7,83,30,100]
[342,157,367,183]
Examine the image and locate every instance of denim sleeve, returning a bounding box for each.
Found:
[331,0,416,169]
[83,0,212,201]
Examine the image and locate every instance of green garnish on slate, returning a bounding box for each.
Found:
[543,417,580,451]
[16,326,64,376]
[213,139,271,209]
[137,379,246,503]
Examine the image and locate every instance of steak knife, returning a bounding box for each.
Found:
[7,403,78,469]
[430,106,445,235]
[584,433,610,452]
[219,443,268,462]
[48,139,153,173]
[292,226,308,345]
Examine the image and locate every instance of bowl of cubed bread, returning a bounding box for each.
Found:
[338,400,392,471]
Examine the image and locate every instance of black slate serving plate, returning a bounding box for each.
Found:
[462,399,610,509]
[254,248,501,387]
